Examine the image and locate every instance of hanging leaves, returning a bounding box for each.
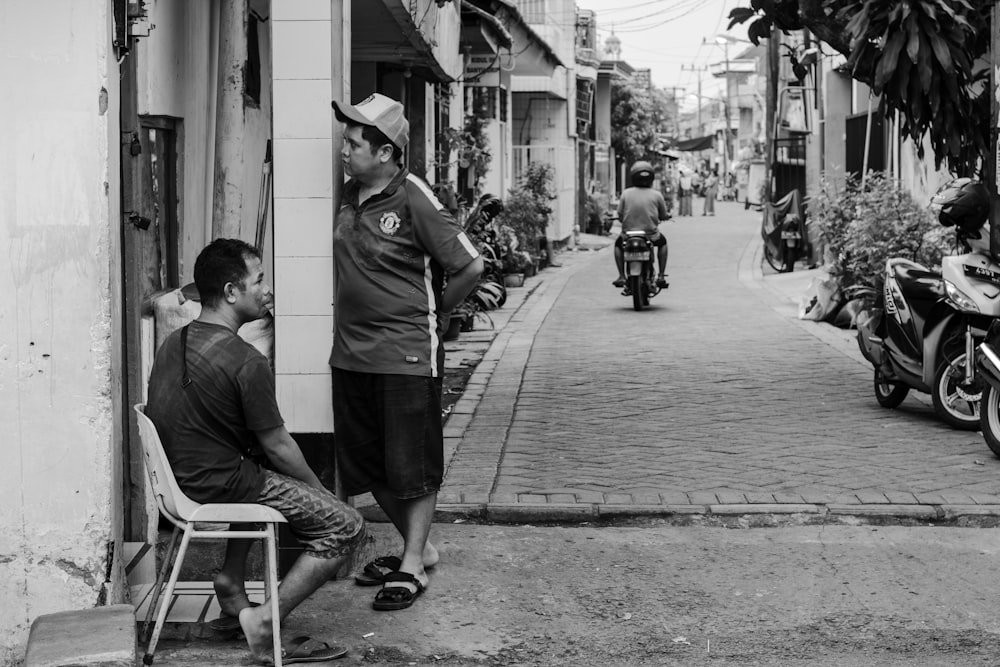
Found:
[729,0,991,176]
[840,0,988,176]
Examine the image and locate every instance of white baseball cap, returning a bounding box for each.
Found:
[332,93,409,149]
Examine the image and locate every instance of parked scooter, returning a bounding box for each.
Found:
[621,231,661,311]
[857,178,996,430]
[761,189,808,273]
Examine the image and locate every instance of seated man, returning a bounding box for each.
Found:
[146,238,365,663]
[612,161,670,289]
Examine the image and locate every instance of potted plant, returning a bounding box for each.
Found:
[498,162,556,273]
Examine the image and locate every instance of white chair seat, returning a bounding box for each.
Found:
[185,503,287,524]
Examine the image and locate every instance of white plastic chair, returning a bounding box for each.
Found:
[133,404,286,667]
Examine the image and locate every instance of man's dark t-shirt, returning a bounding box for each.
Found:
[146,321,283,503]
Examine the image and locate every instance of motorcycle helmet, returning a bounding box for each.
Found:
[629,161,654,187]
[931,177,989,233]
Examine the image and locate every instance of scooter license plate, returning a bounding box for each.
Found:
[624,252,647,261]
[780,231,801,240]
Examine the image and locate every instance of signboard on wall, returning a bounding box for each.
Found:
[464,54,500,87]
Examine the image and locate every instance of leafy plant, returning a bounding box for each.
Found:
[502,249,533,275]
[810,171,951,294]
[499,162,556,265]
[438,101,492,203]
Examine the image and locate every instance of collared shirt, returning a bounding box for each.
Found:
[330,167,479,377]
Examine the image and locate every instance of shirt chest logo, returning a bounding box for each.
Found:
[379,211,402,236]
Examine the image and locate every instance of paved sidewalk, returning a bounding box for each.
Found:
[423,201,1000,524]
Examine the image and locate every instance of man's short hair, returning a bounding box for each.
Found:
[348,121,404,163]
[194,238,260,308]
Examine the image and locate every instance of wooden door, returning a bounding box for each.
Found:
[120,47,181,541]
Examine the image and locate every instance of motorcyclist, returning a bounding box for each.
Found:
[612,161,671,290]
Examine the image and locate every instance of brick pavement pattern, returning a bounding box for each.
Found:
[439,201,1000,521]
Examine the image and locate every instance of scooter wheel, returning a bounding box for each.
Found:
[874,368,908,408]
[932,353,981,430]
[980,385,1000,458]
[629,275,644,311]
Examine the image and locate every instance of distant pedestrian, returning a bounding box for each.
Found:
[678,171,693,216]
[703,171,718,216]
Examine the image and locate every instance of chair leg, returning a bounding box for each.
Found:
[143,526,193,666]
[265,524,282,667]
[142,525,180,643]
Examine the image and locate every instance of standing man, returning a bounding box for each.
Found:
[146,238,365,663]
[678,169,693,217]
[330,94,484,611]
[703,169,719,216]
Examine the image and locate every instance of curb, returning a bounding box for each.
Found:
[426,501,1000,527]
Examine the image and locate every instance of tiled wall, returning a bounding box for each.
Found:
[272,0,335,433]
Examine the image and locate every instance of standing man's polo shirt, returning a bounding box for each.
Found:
[330,167,480,378]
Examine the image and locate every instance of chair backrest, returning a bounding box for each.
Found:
[133,404,202,522]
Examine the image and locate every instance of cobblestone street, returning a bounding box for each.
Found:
[437,200,1000,522]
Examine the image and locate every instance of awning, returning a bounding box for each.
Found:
[465,0,564,77]
[656,149,682,160]
[352,0,461,82]
[674,135,715,152]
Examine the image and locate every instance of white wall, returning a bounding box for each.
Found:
[271,1,338,432]
[0,0,121,661]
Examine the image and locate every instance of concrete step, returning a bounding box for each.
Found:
[24,605,135,667]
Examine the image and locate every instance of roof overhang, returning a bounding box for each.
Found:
[352,0,462,82]
[463,0,563,78]
[598,59,634,81]
[710,59,757,77]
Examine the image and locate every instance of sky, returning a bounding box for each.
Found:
[575,0,751,107]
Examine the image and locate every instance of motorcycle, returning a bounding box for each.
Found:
[621,231,661,311]
[857,178,996,430]
[761,189,808,273]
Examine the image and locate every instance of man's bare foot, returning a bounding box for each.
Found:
[214,572,251,618]
[238,605,274,663]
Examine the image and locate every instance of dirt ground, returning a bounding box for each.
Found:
[151,522,1000,667]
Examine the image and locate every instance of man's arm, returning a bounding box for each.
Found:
[255,425,327,491]
[441,256,485,313]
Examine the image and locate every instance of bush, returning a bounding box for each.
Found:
[810,171,952,295]
[498,162,556,266]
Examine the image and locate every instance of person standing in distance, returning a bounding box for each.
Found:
[612,161,671,290]
[703,169,719,216]
[329,93,484,611]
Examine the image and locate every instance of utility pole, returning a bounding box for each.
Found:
[765,25,780,202]
[663,85,685,138]
[681,64,708,135]
[720,39,732,181]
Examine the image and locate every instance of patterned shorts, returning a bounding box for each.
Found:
[256,469,365,559]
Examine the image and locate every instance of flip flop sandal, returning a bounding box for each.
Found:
[372,571,426,611]
[280,635,347,664]
[354,555,402,586]
[208,602,260,632]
